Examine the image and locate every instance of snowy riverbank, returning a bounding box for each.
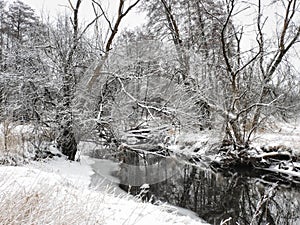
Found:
[0,156,209,225]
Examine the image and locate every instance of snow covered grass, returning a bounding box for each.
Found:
[26,156,94,189]
[169,130,221,156]
[252,118,300,154]
[0,156,208,225]
[0,167,103,225]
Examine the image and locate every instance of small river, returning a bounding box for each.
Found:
[90,155,300,225]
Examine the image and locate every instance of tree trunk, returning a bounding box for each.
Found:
[228,120,244,146]
[57,125,77,160]
[57,72,77,160]
[55,0,82,160]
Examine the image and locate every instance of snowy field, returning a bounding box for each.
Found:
[0,156,209,225]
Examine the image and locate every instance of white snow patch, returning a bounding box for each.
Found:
[170,130,220,156]
[140,183,150,189]
[25,155,94,188]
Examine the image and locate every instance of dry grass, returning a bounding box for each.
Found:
[0,121,32,165]
[0,120,56,164]
[0,175,105,225]
[0,120,24,155]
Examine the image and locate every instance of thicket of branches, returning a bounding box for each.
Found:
[0,0,299,160]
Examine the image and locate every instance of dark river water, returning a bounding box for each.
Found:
[90,154,300,225]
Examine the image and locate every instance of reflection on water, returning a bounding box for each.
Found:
[115,152,300,225]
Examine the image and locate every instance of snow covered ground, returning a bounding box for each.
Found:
[251,119,300,154]
[170,118,300,157]
[0,156,209,225]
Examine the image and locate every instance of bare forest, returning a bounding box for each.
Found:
[1,0,300,224]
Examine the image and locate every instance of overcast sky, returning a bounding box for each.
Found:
[17,0,146,30]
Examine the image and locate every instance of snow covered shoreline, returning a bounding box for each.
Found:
[0,156,209,225]
[1,118,299,224]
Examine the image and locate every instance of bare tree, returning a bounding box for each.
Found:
[141,0,227,83]
[208,0,300,147]
[54,0,101,160]
[70,0,142,148]
[86,0,141,90]
[53,0,81,160]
